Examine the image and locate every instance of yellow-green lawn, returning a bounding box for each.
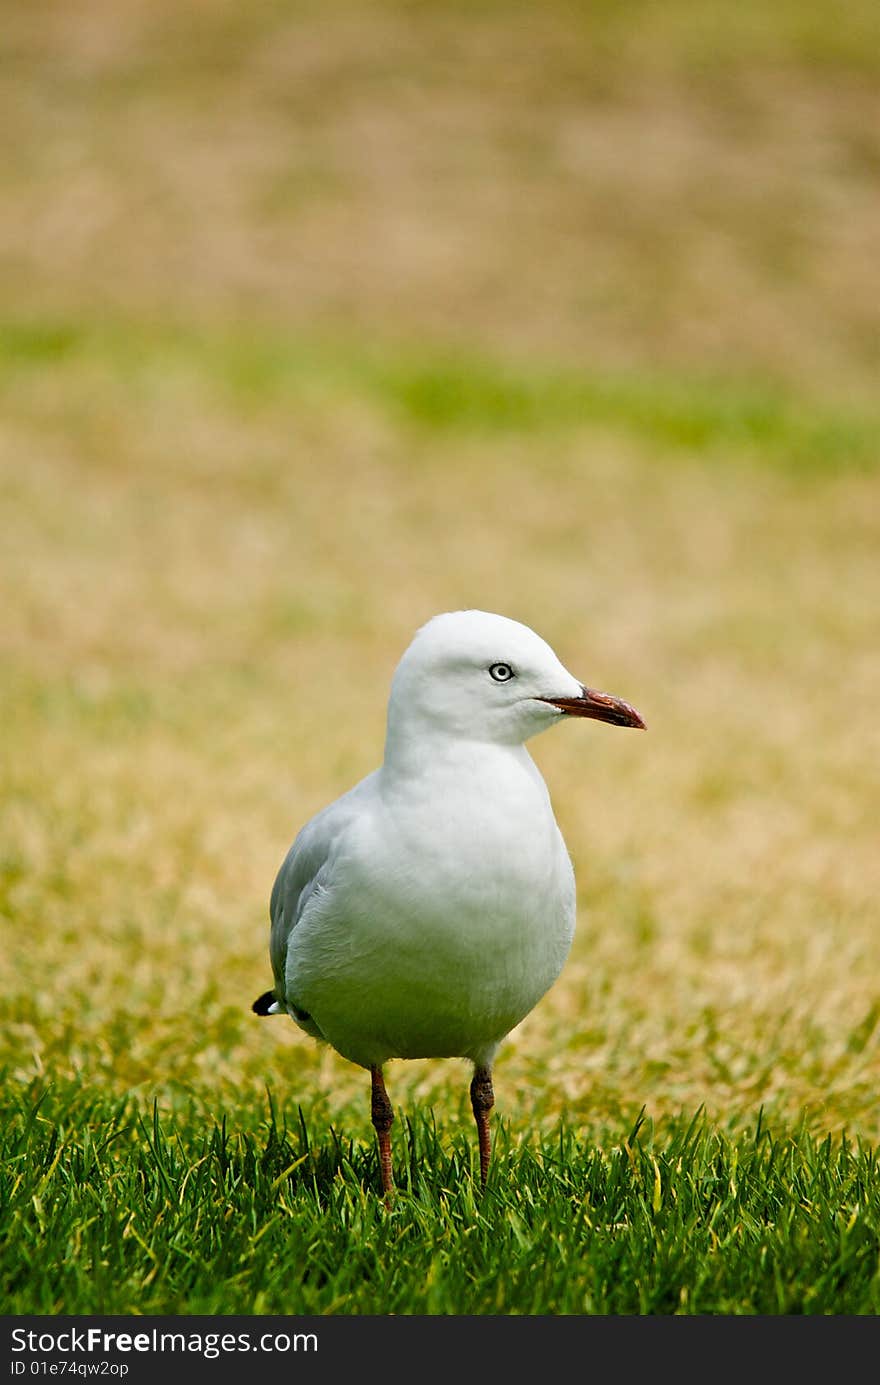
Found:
[2,0,879,1153]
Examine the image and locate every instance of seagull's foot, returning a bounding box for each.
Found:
[370,1065,395,1208]
[470,1065,495,1190]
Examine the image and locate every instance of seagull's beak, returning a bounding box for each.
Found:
[542,685,646,729]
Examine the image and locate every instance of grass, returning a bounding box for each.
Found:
[2,318,879,470]
[3,312,880,1316]
[3,0,880,1318]
[5,1081,880,1315]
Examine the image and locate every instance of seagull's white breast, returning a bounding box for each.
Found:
[281,743,576,1068]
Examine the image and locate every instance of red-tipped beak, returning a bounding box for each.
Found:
[541,685,646,729]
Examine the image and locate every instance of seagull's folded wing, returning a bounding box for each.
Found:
[268,770,382,1007]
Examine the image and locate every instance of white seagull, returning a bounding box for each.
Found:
[253,610,645,1199]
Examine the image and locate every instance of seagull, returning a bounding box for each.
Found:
[253,610,645,1200]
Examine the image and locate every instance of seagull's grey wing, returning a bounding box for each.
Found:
[268,815,332,993]
[268,771,380,1004]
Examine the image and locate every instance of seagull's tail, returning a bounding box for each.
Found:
[252,990,283,1016]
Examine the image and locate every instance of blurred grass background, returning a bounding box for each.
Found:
[2,0,879,1158]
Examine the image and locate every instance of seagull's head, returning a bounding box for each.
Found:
[386,610,645,751]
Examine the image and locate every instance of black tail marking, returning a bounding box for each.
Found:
[252,990,277,1016]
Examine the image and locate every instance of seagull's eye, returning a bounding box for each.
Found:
[488,663,515,683]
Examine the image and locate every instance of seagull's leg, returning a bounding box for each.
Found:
[470,1065,495,1189]
[370,1065,394,1204]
